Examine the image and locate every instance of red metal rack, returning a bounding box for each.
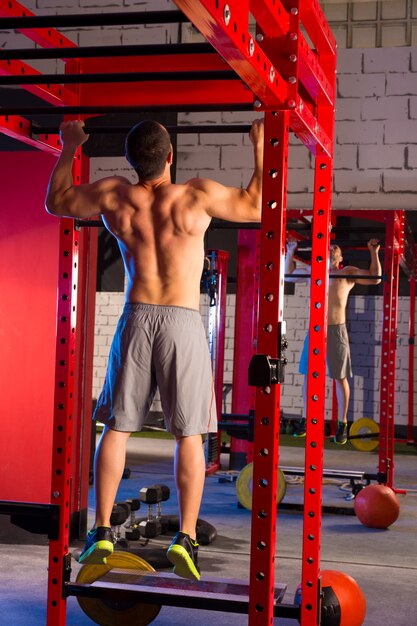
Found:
[0,1,338,625]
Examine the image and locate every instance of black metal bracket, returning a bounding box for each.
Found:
[248,354,283,385]
[0,501,60,540]
[248,322,288,385]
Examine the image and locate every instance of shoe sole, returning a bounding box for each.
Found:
[334,438,347,445]
[166,545,200,581]
[293,432,306,438]
[78,540,114,565]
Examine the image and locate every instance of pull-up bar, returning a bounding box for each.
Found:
[0,104,254,115]
[287,223,387,235]
[32,124,252,135]
[0,70,236,86]
[0,43,214,61]
[0,10,189,29]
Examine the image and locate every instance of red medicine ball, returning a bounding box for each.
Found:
[321,570,366,626]
[354,484,400,529]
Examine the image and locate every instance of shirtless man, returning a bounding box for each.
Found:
[285,239,381,444]
[45,118,264,580]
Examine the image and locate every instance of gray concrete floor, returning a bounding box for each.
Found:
[0,437,416,625]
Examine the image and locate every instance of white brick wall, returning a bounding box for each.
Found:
[293,46,417,209]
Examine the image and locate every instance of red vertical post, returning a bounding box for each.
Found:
[46,60,84,623]
[206,250,229,474]
[230,230,259,469]
[72,150,95,517]
[300,154,333,626]
[379,212,401,488]
[46,210,80,625]
[408,276,416,443]
[71,202,98,538]
[248,109,289,625]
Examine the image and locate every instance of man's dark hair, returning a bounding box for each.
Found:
[125,120,171,181]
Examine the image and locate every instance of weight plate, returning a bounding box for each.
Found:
[76,550,161,625]
[349,417,379,452]
[236,462,287,510]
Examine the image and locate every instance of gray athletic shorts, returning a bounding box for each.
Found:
[299,323,352,379]
[94,303,217,436]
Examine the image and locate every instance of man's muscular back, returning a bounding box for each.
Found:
[102,180,212,310]
[45,118,264,307]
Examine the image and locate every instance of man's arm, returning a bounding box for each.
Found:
[345,239,382,285]
[284,239,310,283]
[45,121,127,219]
[189,119,264,223]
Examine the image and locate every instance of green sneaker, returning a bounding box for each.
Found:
[167,531,200,581]
[293,419,306,438]
[334,422,348,445]
[78,526,114,565]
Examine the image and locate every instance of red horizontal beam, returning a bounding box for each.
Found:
[173,0,288,107]
[250,0,289,38]
[79,52,230,74]
[78,79,253,109]
[0,59,76,105]
[290,98,332,156]
[0,0,77,50]
[298,0,337,59]
[0,115,61,154]
[298,32,334,106]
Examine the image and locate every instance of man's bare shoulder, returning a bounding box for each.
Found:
[334,266,360,281]
[184,177,214,192]
[94,175,131,190]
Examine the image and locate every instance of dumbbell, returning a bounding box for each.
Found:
[110,502,131,548]
[125,498,141,526]
[155,485,170,534]
[123,498,141,541]
[138,484,170,538]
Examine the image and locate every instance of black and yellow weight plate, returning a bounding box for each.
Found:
[236,462,287,511]
[349,417,379,452]
[76,550,161,626]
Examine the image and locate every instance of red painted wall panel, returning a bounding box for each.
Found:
[0,151,59,503]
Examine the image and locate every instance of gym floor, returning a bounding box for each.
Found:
[1,436,416,626]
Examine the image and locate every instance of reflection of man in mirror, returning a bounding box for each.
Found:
[285,238,381,444]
